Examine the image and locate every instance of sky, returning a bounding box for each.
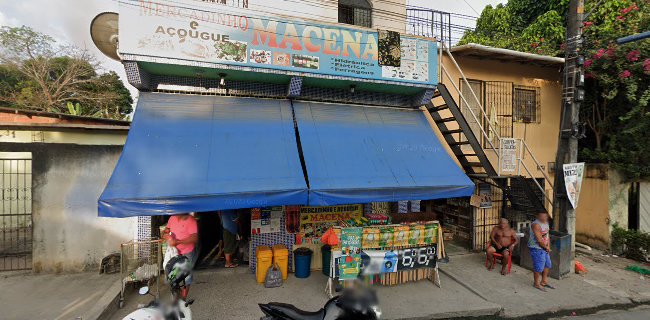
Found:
[0,0,505,96]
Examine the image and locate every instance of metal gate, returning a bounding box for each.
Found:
[1,153,33,271]
[484,81,514,148]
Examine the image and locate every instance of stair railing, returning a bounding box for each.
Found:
[437,41,555,208]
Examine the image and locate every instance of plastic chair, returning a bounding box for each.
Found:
[485,250,512,274]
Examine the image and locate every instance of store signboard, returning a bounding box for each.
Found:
[299,204,363,239]
[118,0,437,86]
[499,138,518,174]
[563,162,585,209]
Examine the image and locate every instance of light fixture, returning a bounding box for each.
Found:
[350,84,356,93]
[219,73,227,87]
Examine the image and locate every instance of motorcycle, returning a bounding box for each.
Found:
[259,283,381,320]
[122,255,195,320]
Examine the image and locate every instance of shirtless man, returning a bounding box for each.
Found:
[487,218,518,275]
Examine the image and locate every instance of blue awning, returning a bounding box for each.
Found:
[98,93,308,217]
[293,101,474,206]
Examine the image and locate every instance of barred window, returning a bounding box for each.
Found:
[338,0,372,28]
[513,86,540,123]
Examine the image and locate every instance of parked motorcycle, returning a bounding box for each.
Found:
[259,284,381,320]
[122,255,194,320]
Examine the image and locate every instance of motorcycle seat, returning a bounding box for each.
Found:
[261,302,325,320]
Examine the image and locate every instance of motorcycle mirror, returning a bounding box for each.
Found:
[138,286,150,295]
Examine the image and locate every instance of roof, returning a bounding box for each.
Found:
[0,107,130,131]
[450,43,565,67]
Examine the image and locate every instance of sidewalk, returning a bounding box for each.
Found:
[0,270,121,320]
[439,252,650,318]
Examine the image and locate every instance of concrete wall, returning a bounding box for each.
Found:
[1,142,136,273]
[575,164,629,250]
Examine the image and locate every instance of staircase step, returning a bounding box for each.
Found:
[456,153,478,157]
[430,104,449,112]
[465,162,484,167]
[448,141,470,146]
[440,129,463,135]
[436,117,456,123]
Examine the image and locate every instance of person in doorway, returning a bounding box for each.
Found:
[486,218,518,275]
[528,212,555,291]
[163,213,198,299]
[220,210,239,268]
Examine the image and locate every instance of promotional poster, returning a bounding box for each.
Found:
[563,162,585,209]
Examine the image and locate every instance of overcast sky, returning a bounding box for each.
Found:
[0,0,505,96]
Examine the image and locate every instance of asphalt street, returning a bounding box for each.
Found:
[550,305,650,320]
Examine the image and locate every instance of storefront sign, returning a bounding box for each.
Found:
[500,138,518,174]
[299,205,362,239]
[340,227,362,280]
[563,163,585,209]
[118,0,437,86]
[360,246,437,275]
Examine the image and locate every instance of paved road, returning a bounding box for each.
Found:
[550,305,650,319]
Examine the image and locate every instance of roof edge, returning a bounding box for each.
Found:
[450,43,565,65]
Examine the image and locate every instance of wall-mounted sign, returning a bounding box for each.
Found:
[499,138,518,174]
[118,0,437,86]
[563,163,585,209]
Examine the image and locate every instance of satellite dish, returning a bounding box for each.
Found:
[90,12,120,61]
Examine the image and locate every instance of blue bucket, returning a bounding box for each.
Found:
[294,249,313,278]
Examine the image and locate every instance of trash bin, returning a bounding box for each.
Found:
[294,247,313,278]
[272,244,289,280]
[321,245,331,277]
[519,230,573,280]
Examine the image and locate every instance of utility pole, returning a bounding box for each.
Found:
[553,0,585,256]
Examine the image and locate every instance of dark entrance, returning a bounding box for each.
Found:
[1,155,33,271]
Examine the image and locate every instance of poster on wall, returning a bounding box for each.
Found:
[563,163,585,209]
[251,206,283,234]
[299,205,363,239]
[479,183,493,209]
[118,0,437,86]
[339,227,362,280]
[500,138,518,174]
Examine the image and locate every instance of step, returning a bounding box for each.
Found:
[436,117,456,123]
[448,141,470,146]
[430,104,449,112]
[440,129,463,135]
[464,162,484,167]
[455,153,478,157]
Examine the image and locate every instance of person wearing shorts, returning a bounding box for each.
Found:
[163,213,198,299]
[528,212,554,291]
[486,218,518,275]
[220,210,239,268]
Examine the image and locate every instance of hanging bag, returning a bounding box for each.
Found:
[264,263,283,288]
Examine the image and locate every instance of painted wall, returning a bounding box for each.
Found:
[575,164,629,250]
[438,55,563,194]
[0,129,127,145]
[640,182,650,233]
[1,142,136,273]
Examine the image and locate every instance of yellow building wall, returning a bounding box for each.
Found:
[438,55,563,191]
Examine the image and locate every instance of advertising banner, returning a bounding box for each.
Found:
[118,0,437,86]
[299,204,362,238]
[563,163,585,209]
[251,206,283,234]
[339,227,362,280]
[360,246,437,275]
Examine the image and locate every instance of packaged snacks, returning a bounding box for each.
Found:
[362,227,380,248]
[424,223,439,244]
[409,224,425,246]
[379,227,394,247]
[393,226,410,247]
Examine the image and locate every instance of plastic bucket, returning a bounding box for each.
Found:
[321,245,332,277]
[293,248,313,278]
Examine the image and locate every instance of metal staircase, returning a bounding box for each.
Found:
[425,46,554,214]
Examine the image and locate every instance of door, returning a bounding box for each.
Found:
[484,81,514,148]
[1,153,33,271]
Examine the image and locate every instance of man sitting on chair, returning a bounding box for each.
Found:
[487,218,518,275]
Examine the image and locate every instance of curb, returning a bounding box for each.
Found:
[89,279,122,320]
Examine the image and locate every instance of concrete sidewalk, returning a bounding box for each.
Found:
[0,270,121,320]
[439,252,650,318]
[111,266,501,320]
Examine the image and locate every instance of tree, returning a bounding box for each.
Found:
[0,25,133,120]
[461,0,650,181]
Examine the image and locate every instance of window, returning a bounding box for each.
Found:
[513,86,540,123]
[338,0,372,28]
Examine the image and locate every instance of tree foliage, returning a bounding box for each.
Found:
[461,0,650,181]
[0,25,133,120]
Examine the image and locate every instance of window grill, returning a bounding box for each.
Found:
[513,86,541,123]
[338,1,372,28]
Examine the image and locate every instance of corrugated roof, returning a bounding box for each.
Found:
[451,43,565,67]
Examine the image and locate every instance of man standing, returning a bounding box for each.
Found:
[163,213,198,298]
[487,218,518,275]
[220,210,239,268]
[528,212,554,291]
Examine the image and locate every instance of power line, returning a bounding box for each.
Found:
[462,0,481,16]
